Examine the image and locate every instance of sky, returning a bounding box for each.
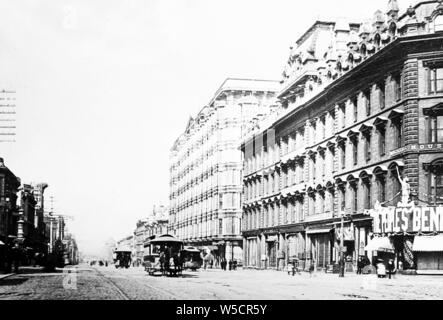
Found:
[0,0,417,256]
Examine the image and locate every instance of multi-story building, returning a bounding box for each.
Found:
[134,220,147,266]
[0,157,20,272]
[169,78,280,262]
[241,0,443,274]
[63,233,79,265]
[44,214,66,254]
[0,90,16,143]
[146,205,169,239]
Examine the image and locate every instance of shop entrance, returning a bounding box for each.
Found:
[267,241,277,268]
[310,233,331,268]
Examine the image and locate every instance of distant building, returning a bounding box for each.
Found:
[146,205,169,239]
[44,215,66,253]
[133,220,147,266]
[169,78,280,262]
[63,233,79,265]
[0,90,16,143]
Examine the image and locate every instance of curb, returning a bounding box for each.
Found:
[0,273,15,280]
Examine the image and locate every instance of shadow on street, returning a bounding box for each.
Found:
[0,278,28,286]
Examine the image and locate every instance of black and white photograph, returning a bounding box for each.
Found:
[1,0,443,308]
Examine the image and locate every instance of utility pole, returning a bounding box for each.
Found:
[49,196,54,253]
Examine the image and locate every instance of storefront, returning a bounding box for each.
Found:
[364,236,395,265]
[333,224,354,265]
[306,228,332,269]
[370,204,443,272]
[412,234,443,274]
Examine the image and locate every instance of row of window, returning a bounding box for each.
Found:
[243,159,443,232]
[174,217,240,240]
[173,192,242,223]
[243,168,402,231]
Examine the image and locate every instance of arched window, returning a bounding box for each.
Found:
[389,22,397,37]
[360,44,367,58]
[429,159,443,205]
[348,53,354,67]
[337,61,342,73]
[374,33,381,48]
[435,15,443,32]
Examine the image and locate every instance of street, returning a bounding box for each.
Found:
[1,265,443,300]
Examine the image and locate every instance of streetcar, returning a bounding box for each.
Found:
[180,246,203,271]
[113,247,132,269]
[143,234,183,276]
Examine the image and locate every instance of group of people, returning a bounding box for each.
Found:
[356,256,371,274]
[159,250,182,275]
[0,243,22,273]
[219,258,237,271]
[356,255,396,279]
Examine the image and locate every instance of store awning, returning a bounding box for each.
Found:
[413,235,443,252]
[364,237,394,253]
[306,228,332,234]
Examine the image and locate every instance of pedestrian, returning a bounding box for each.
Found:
[387,259,395,279]
[357,256,364,275]
[221,258,226,271]
[228,260,233,271]
[233,260,237,270]
[309,260,315,277]
[159,251,165,274]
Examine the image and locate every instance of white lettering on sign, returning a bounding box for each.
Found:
[371,206,443,233]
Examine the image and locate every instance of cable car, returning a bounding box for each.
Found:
[143,234,183,276]
[113,246,132,269]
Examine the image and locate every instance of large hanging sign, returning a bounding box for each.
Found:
[370,205,443,234]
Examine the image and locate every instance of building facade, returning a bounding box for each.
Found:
[133,220,147,266]
[241,0,443,273]
[0,90,16,143]
[0,157,20,272]
[169,78,279,262]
